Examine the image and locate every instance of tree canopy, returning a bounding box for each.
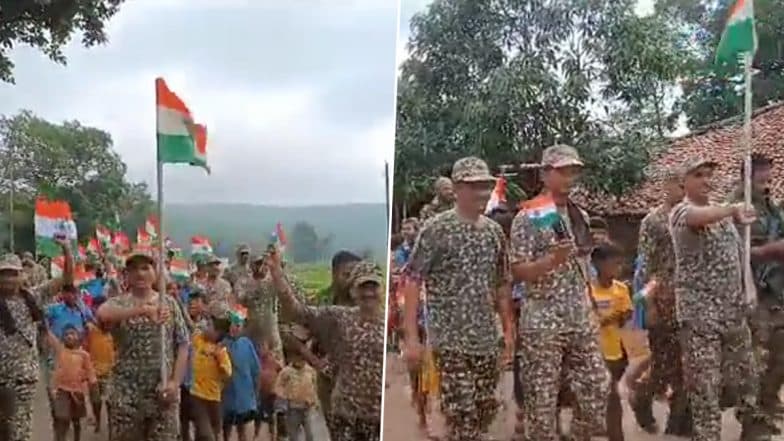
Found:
[0,0,125,83]
[394,0,783,214]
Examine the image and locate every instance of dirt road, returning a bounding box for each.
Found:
[382,354,760,441]
[31,379,331,441]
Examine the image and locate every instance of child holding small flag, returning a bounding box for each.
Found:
[85,296,116,434]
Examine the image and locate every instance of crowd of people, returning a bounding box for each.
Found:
[0,238,385,441]
[389,145,784,441]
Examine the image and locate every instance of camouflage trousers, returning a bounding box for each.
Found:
[327,415,380,441]
[0,380,36,441]
[630,322,692,435]
[435,349,500,441]
[681,322,761,441]
[514,329,608,441]
[108,379,180,441]
[749,298,784,415]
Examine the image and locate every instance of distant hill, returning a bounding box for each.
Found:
[164,203,388,262]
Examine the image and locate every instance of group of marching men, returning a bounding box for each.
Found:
[392,145,784,441]
[0,238,386,441]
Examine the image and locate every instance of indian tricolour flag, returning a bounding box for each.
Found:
[485,176,507,214]
[156,78,210,173]
[716,0,757,65]
[169,258,190,282]
[96,225,112,247]
[191,236,213,256]
[35,199,78,258]
[520,194,560,230]
[145,215,159,241]
[137,227,152,245]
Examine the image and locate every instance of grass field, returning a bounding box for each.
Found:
[289,262,388,304]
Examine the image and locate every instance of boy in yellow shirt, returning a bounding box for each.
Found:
[85,297,116,434]
[591,242,633,441]
[190,306,233,441]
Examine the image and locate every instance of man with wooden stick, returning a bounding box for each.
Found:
[509,145,607,441]
[402,156,514,441]
[669,157,771,441]
[729,154,784,429]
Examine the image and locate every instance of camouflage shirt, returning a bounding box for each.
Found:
[669,200,747,329]
[405,209,509,354]
[729,186,784,303]
[22,263,48,287]
[224,262,252,288]
[105,293,190,395]
[510,207,593,331]
[419,197,454,221]
[637,204,677,322]
[238,277,280,339]
[202,277,232,305]
[0,283,55,384]
[293,305,383,421]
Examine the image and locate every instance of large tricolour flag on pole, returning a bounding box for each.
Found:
[35,199,77,257]
[156,78,210,173]
[715,0,757,65]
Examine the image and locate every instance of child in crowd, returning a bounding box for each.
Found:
[591,242,634,441]
[275,349,318,441]
[256,340,282,441]
[85,296,115,434]
[221,307,261,441]
[47,324,98,441]
[190,305,233,441]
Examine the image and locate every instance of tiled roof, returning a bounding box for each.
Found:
[574,102,784,216]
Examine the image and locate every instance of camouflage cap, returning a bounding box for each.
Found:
[251,254,266,263]
[434,176,452,191]
[207,300,232,320]
[0,253,23,271]
[682,157,718,177]
[206,253,222,264]
[349,260,384,288]
[21,251,34,260]
[125,247,156,266]
[236,244,251,254]
[451,157,496,183]
[541,144,584,168]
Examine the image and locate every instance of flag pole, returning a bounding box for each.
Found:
[742,52,755,304]
[155,80,168,389]
[385,161,390,230]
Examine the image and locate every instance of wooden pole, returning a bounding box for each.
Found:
[155,79,168,388]
[742,53,756,304]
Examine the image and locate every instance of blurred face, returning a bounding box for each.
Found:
[0,269,22,293]
[401,222,417,242]
[334,262,355,290]
[238,252,250,265]
[355,281,381,315]
[207,262,221,277]
[454,181,495,216]
[591,229,609,244]
[188,297,204,317]
[61,288,78,306]
[683,166,714,201]
[437,182,455,202]
[166,282,178,297]
[542,165,582,196]
[63,328,80,348]
[125,258,157,291]
[752,163,772,192]
[596,256,623,281]
[229,323,243,337]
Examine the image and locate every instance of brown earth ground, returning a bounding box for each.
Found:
[383,329,783,441]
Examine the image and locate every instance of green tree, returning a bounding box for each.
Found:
[0,0,126,83]
[0,110,153,252]
[394,0,690,211]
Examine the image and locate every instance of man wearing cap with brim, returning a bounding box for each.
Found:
[96,248,191,441]
[238,253,284,362]
[630,165,692,436]
[401,156,514,441]
[669,157,773,440]
[21,251,47,287]
[268,254,385,441]
[202,253,233,306]
[0,237,73,441]
[509,144,608,440]
[225,244,253,289]
[420,176,456,222]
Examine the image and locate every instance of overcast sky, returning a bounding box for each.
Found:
[1,0,398,205]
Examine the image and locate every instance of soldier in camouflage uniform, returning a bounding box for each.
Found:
[419,176,455,221]
[729,154,784,424]
[670,157,771,441]
[510,145,608,441]
[0,238,72,441]
[237,254,284,361]
[202,254,233,306]
[631,167,693,436]
[96,248,191,441]
[224,243,252,288]
[402,157,514,441]
[269,254,384,441]
[20,251,47,287]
